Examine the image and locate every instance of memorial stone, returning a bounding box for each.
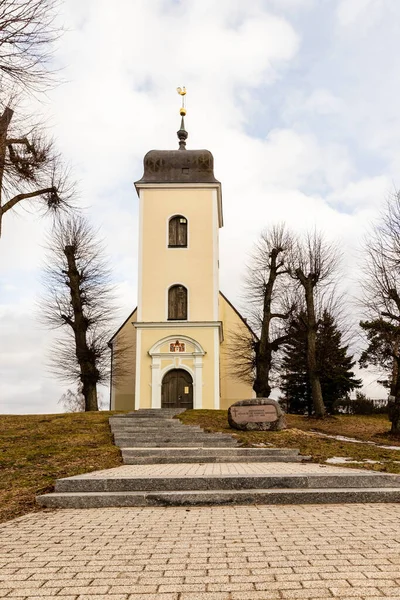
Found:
[228,398,286,431]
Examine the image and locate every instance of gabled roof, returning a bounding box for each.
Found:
[219,291,258,340]
[108,307,137,346]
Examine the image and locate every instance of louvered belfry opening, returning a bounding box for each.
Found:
[169,215,187,247]
[168,285,187,320]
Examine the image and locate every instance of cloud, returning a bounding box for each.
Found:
[1,0,399,412]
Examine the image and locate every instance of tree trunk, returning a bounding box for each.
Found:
[253,248,279,398]
[0,106,13,238]
[304,279,326,418]
[390,355,400,434]
[82,380,98,412]
[64,245,99,411]
[253,343,272,398]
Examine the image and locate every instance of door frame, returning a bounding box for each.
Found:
[149,335,205,409]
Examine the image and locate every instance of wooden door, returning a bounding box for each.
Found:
[161,369,193,409]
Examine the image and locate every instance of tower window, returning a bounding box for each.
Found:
[168,285,187,320]
[169,215,187,247]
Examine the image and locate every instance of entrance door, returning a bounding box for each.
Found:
[161,369,193,409]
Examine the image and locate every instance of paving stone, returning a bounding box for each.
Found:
[3,505,400,598]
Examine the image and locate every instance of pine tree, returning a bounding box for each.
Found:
[281,310,362,414]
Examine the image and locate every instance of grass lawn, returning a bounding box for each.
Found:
[178,410,400,473]
[0,412,122,524]
[3,409,400,525]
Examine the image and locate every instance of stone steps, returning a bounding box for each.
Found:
[115,439,239,448]
[110,409,240,449]
[54,472,400,493]
[121,447,302,464]
[110,424,204,432]
[38,409,398,509]
[37,487,400,508]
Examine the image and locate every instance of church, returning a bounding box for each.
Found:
[109,92,255,411]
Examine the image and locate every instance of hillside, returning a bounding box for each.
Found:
[179,410,400,471]
[0,412,122,523]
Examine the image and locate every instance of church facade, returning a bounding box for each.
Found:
[109,117,254,411]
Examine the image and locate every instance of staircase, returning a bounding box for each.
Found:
[110,409,240,449]
[36,409,400,508]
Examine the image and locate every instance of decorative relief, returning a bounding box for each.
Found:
[169,340,186,353]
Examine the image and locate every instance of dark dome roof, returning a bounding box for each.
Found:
[135,148,220,185]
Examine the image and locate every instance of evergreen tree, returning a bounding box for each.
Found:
[281,310,362,414]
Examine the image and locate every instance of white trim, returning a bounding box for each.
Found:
[150,356,162,408]
[148,334,204,409]
[135,183,223,227]
[166,213,190,250]
[165,282,190,321]
[134,320,224,342]
[134,328,142,409]
[212,188,219,321]
[149,334,205,356]
[137,189,144,320]
[213,326,220,409]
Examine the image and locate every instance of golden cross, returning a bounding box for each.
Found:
[177,86,186,116]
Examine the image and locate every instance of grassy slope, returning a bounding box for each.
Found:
[0,412,122,524]
[3,410,400,524]
[178,410,400,473]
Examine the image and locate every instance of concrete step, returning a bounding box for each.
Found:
[115,440,238,448]
[121,447,302,464]
[113,434,236,442]
[111,410,185,420]
[121,447,300,457]
[113,433,238,441]
[122,455,306,464]
[37,487,400,508]
[54,471,400,493]
[110,425,204,433]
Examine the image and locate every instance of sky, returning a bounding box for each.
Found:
[0,0,399,414]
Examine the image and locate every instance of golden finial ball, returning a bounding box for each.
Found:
[180,108,187,116]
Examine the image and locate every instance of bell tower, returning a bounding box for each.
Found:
[133,89,223,410]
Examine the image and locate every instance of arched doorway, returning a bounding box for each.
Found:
[161,369,193,409]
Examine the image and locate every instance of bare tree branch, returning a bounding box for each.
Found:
[39,215,130,411]
[288,230,341,417]
[359,192,400,434]
[227,224,295,397]
[0,104,75,237]
[0,0,62,94]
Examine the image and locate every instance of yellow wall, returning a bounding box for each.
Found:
[139,188,218,322]
[219,294,255,409]
[137,326,218,409]
[111,295,255,412]
[111,309,137,411]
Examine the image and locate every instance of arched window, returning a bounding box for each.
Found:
[169,215,187,247]
[168,285,187,320]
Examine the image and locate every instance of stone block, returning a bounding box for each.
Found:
[228,398,286,431]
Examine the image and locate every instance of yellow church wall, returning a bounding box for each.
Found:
[219,294,255,410]
[139,188,218,322]
[136,326,218,410]
[111,309,137,411]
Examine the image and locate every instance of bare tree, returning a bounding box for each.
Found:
[228,225,294,397]
[288,230,340,418]
[359,193,400,434]
[58,384,107,412]
[0,102,74,236]
[41,215,117,411]
[0,0,61,94]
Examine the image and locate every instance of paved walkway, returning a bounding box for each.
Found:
[2,504,400,599]
[65,463,366,479]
